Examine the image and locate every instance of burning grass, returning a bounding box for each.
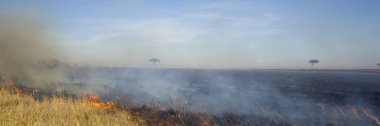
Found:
[83,94,115,111]
[0,87,145,126]
[2,77,380,126]
[0,79,256,126]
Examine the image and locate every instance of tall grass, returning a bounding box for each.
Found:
[0,89,145,126]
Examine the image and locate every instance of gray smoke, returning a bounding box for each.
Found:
[0,10,67,88]
[1,9,379,126]
[99,69,380,125]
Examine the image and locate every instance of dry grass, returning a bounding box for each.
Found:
[2,80,380,126]
[0,89,146,126]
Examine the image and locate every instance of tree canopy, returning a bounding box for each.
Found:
[309,59,319,67]
[149,58,160,63]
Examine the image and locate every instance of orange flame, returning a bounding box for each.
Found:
[6,80,22,95]
[84,94,115,111]
[7,80,16,89]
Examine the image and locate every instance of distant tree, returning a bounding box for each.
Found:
[309,59,319,67]
[149,58,160,67]
[377,63,380,68]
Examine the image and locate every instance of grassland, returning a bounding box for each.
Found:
[2,69,380,126]
[0,88,145,126]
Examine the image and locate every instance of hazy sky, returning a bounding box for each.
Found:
[1,0,380,69]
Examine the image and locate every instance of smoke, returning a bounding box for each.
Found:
[98,69,380,125]
[0,9,379,126]
[0,10,66,87]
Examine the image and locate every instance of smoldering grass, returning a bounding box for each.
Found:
[0,84,146,126]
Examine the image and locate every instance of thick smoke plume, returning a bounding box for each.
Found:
[0,10,66,87]
[1,9,379,126]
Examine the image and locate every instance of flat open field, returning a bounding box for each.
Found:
[3,68,380,125]
[87,68,380,125]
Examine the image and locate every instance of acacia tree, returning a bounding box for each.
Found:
[149,58,160,67]
[309,59,319,67]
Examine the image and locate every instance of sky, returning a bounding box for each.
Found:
[1,0,380,69]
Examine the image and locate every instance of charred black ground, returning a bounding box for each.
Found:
[5,68,380,126]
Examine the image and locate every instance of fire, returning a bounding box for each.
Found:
[84,94,115,111]
[7,80,16,89]
[6,80,22,95]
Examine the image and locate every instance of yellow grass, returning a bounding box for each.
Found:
[0,89,146,126]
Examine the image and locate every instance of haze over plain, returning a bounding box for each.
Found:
[1,0,380,69]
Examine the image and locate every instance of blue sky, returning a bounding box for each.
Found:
[1,0,380,69]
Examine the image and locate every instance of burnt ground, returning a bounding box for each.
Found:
[3,68,380,126]
[90,68,379,126]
